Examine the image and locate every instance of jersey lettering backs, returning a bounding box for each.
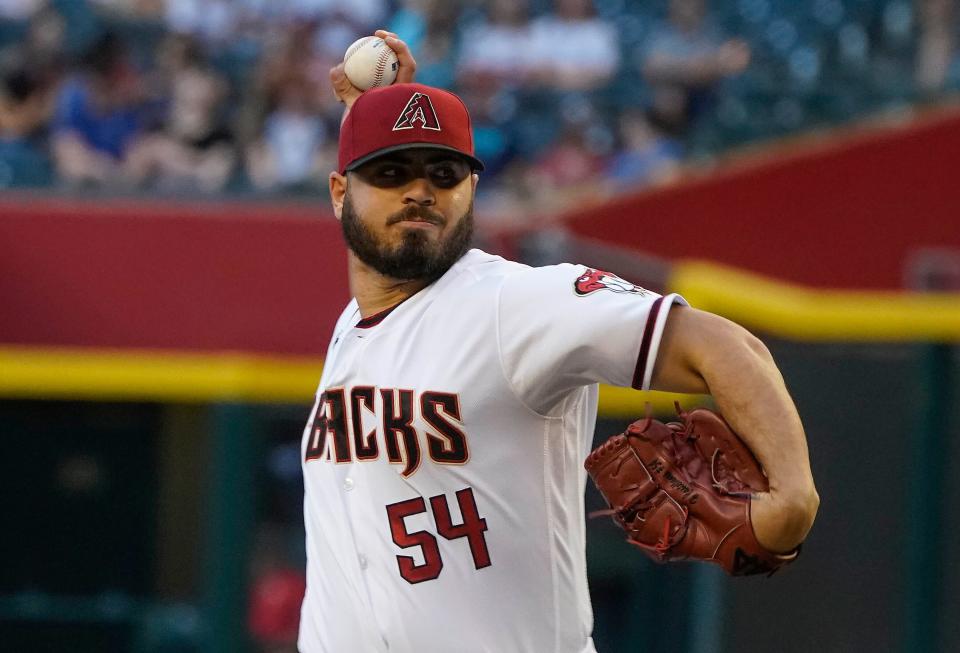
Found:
[305,387,467,476]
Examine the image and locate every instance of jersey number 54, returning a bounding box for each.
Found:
[385,487,492,584]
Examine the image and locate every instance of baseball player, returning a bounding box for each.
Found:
[298,32,819,653]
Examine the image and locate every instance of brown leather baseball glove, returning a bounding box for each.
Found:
[584,404,800,576]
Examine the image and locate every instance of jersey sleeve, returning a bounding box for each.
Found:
[496,263,687,414]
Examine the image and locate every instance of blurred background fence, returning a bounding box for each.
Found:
[2,0,960,651]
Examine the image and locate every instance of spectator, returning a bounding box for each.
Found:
[457,0,537,89]
[0,53,49,140]
[244,71,332,192]
[249,567,304,653]
[522,113,608,211]
[300,0,390,59]
[457,84,518,181]
[529,126,605,188]
[165,0,239,45]
[454,0,535,193]
[294,0,387,30]
[238,19,338,192]
[527,0,620,91]
[248,20,336,131]
[389,0,460,90]
[51,31,147,187]
[0,4,66,142]
[248,523,306,653]
[387,0,427,51]
[915,0,957,93]
[125,60,235,192]
[604,108,682,193]
[0,51,59,141]
[150,32,201,94]
[641,0,750,135]
[21,3,66,87]
[0,53,54,185]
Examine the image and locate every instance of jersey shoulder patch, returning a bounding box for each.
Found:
[574,267,651,297]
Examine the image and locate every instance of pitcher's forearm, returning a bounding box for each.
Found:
[699,333,815,496]
[696,329,819,550]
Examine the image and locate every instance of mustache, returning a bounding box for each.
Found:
[386,206,445,226]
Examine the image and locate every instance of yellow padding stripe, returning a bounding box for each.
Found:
[670,261,960,341]
[597,386,711,418]
[0,347,324,403]
[0,345,706,415]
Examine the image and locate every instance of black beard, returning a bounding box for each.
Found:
[340,191,474,282]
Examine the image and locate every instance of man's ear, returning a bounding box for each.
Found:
[329,172,347,220]
[471,173,479,193]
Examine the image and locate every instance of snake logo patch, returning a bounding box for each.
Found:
[574,268,650,296]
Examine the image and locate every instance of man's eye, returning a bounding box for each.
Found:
[430,166,462,186]
[370,166,409,185]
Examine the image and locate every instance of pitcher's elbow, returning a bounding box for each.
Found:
[786,485,820,540]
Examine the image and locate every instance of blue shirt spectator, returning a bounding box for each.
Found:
[50,31,147,187]
[52,77,142,159]
[605,109,682,192]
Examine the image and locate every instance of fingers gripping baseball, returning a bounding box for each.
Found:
[376,30,417,84]
[331,30,417,111]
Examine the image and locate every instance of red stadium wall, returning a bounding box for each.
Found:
[563,107,960,290]
[3,107,957,357]
[0,198,347,355]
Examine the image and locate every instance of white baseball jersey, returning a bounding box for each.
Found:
[299,249,686,653]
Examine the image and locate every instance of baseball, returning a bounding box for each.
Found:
[343,36,399,91]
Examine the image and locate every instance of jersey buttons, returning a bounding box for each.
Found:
[343,477,355,491]
[358,554,368,570]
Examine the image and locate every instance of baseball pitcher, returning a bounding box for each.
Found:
[298,31,819,653]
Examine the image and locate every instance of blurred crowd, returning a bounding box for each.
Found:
[0,0,956,214]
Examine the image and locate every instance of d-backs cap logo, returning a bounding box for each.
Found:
[574,268,651,296]
[393,92,442,132]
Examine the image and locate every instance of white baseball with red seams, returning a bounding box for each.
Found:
[343,36,399,91]
[298,249,686,652]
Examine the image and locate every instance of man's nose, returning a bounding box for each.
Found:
[402,177,436,206]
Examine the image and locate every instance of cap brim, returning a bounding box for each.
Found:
[344,143,484,173]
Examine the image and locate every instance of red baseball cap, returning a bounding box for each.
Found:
[338,83,484,174]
